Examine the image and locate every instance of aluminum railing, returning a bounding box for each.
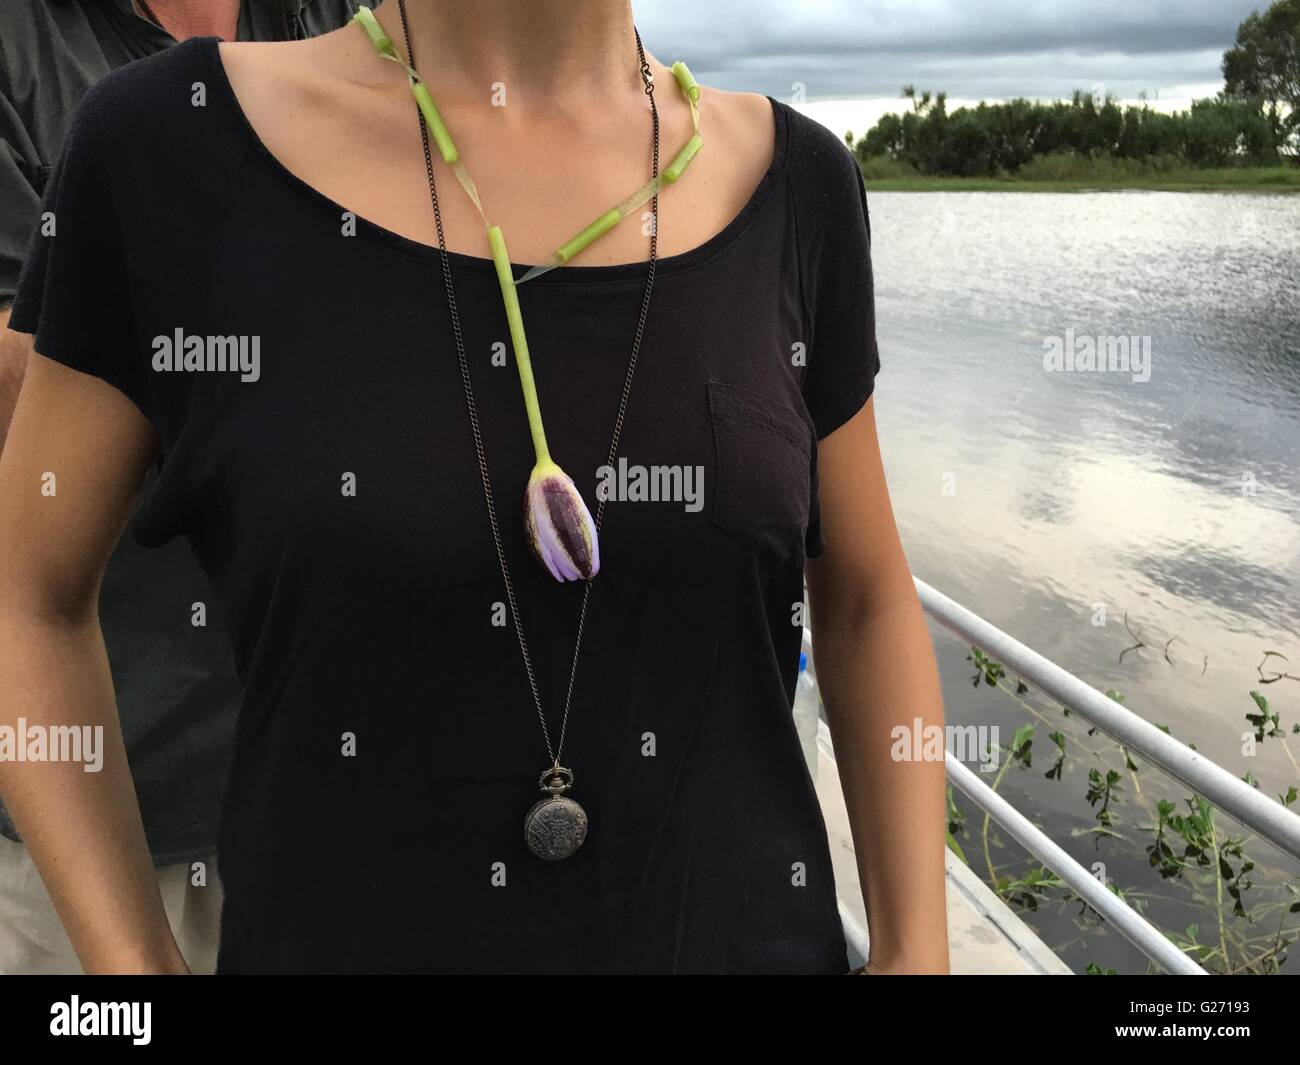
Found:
[915,578,1300,861]
[945,754,1203,974]
[802,577,1300,974]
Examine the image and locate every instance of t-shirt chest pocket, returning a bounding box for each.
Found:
[707,380,815,565]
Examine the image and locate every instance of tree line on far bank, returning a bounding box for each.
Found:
[848,0,1300,177]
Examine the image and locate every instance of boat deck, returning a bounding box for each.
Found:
[813,722,1071,975]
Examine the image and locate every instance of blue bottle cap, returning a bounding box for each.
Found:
[799,652,808,672]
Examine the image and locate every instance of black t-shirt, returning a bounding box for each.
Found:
[0,0,365,866]
[10,37,880,974]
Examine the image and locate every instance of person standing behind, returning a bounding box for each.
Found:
[0,0,363,975]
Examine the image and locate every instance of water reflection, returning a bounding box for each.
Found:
[869,189,1300,799]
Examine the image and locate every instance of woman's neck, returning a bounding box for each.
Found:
[374,0,642,107]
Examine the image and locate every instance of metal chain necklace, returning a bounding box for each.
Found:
[355,6,701,585]
[395,0,661,859]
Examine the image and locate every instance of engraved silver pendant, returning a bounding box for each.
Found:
[524,766,588,860]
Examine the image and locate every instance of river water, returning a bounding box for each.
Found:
[866,190,1300,972]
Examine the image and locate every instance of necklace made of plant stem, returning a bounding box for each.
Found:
[356,3,703,859]
[354,5,700,583]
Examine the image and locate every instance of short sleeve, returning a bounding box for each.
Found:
[798,135,881,442]
[790,116,882,560]
[7,81,150,422]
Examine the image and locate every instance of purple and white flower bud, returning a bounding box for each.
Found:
[524,462,600,582]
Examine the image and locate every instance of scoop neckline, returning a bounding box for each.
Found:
[197,36,788,285]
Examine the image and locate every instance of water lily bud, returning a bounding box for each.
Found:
[525,462,600,582]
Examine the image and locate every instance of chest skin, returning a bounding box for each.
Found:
[214,32,776,273]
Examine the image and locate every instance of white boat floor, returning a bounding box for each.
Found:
[814,721,1072,975]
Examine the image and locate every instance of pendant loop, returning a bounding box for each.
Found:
[539,765,575,796]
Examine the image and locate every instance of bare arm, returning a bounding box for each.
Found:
[0,350,189,973]
[805,396,950,974]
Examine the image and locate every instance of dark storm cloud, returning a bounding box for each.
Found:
[637,0,1264,99]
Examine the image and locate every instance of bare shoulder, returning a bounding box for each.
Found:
[215,26,392,134]
[216,23,381,101]
[215,37,313,110]
[697,86,776,184]
[702,86,769,167]
[215,36,302,77]
[699,85,776,132]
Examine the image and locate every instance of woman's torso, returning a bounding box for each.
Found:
[49,35,857,973]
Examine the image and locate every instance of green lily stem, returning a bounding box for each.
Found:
[671,61,700,102]
[487,225,551,465]
[353,6,395,57]
[557,208,622,264]
[664,133,704,184]
[412,82,460,165]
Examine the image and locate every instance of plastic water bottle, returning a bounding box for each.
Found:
[792,652,820,782]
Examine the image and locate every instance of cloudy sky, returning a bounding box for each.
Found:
[637,0,1265,136]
